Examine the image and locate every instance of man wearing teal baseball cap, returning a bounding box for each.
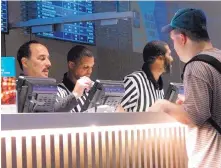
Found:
[149,8,221,168]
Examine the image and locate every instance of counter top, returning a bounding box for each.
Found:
[1,112,177,131]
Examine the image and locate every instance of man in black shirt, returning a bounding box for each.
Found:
[57,45,95,112]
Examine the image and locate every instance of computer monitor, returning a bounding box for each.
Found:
[17,76,58,113]
[84,80,125,112]
[164,82,184,103]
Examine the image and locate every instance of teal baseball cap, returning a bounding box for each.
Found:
[162,8,207,33]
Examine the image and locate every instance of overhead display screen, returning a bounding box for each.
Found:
[21,1,95,45]
[1,0,8,33]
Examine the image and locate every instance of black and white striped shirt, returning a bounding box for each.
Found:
[121,71,164,112]
[57,84,88,112]
[56,73,88,112]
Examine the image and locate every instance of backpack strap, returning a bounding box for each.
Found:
[181,54,221,134]
[208,118,221,134]
[181,54,221,80]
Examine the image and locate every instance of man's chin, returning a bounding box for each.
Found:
[79,75,91,78]
[86,75,91,78]
[41,72,49,78]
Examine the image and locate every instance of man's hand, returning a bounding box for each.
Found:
[116,104,125,112]
[148,99,169,113]
[149,98,192,125]
[176,94,185,105]
[73,76,92,98]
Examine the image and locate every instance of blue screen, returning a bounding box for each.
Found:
[1,0,8,33]
[103,85,125,93]
[21,1,95,45]
[131,1,179,53]
[179,86,184,95]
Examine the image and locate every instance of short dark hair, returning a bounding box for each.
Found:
[17,40,42,70]
[67,45,93,63]
[173,28,210,42]
[143,40,168,64]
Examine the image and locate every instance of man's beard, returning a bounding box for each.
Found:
[164,60,172,74]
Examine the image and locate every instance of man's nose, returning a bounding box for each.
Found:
[46,58,51,68]
[88,67,93,74]
[169,56,174,63]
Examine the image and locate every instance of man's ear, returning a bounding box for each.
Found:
[21,57,28,69]
[156,55,164,61]
[180,33,187,45]
[68,61,75,70]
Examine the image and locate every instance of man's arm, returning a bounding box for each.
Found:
[54,86,78,112]
[149,99,193,125]
[163,101,193,125]
[149,73,212,127]
[55,76,93,112]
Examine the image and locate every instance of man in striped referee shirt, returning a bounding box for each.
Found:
[56,45,95,112]
[149,8,221,168]
[120,41,173,112]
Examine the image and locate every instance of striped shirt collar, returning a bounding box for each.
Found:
[62,72,75,92]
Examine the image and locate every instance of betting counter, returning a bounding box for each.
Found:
[1,112,188,168]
